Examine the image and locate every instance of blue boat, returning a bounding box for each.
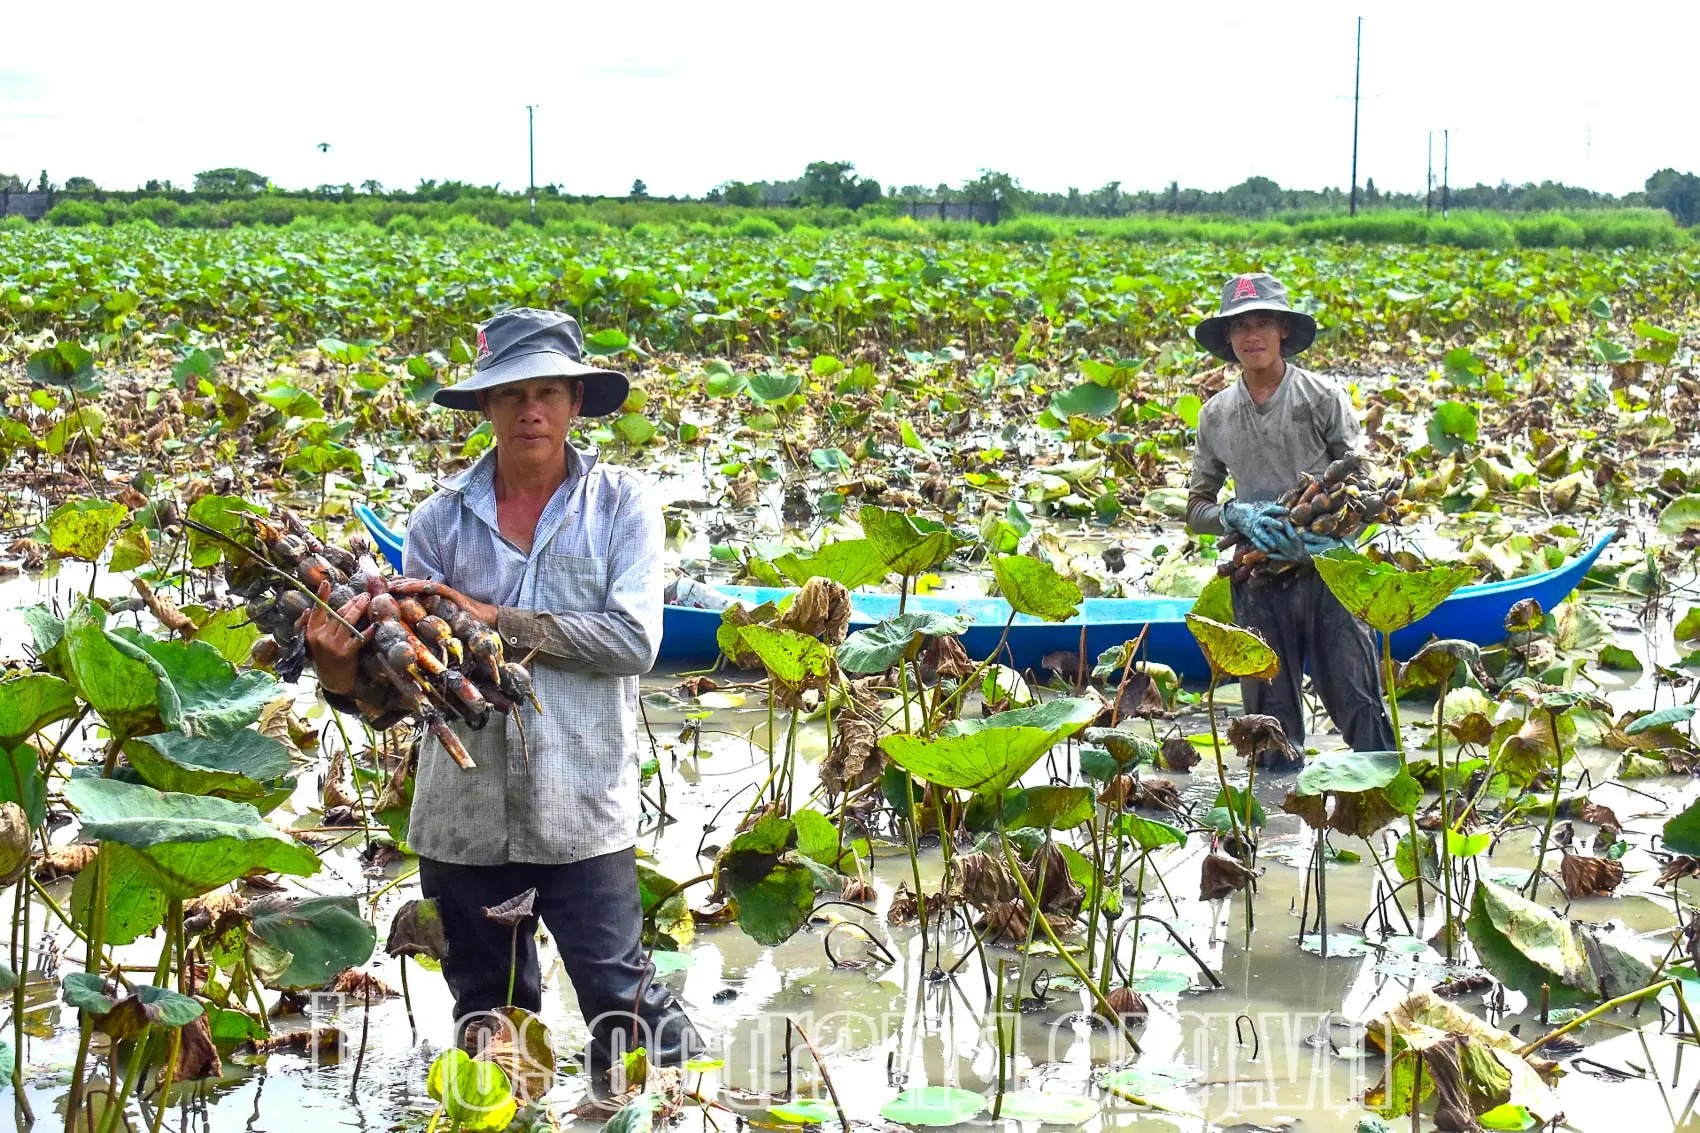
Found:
[355,503,1614,680]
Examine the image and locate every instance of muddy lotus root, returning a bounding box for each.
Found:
[1216,452,1406,585]
[230,509,539,771]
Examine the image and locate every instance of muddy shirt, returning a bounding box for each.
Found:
[400,443,662,866]
[1186,363,1362,536]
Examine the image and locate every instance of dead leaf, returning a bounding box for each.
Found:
[242,1028,346,1058]
[1158,736,1200,772]
[773,576,852,645]
[840,877,876,903]
[1560,852,1623,898]
[1128,777,1181,811]
[956,850,1019,908]
[482,888,538,927]
[1227,714,1297,769]
[821,705,883,795]
[1579,801,1621,830]
[1112,672,1167,719]
[468,1006,554,1103]
[171,1016,223,1081]
[672,674,718,699]
[387,897,449,960]
[34,842,98,881]
[886,883,919,925]
[1446,712,1495,747]
[1199,852,1256,901]
[133,578,197,639]
[1657,857,1700,887]
[331,969,397,999]
[1024,841,1083,916]
[919,634,974,682]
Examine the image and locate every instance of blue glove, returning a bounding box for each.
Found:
[1300,530,1352,559]
[1222,500,1301,558]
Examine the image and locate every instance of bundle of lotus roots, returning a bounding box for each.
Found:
[219,510,536,770]
[1216,452,1405,585]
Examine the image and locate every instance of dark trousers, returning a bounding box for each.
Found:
[419,848,704,1067]
[1231,569,1396,753]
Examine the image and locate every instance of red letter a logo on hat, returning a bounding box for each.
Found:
[476,327,491,359]
[1231,275,1260,301]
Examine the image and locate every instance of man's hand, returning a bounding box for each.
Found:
[1299,531,1351,559]
[304,581,371,697]
[387,578,499,628]
[1222,500,1302,559]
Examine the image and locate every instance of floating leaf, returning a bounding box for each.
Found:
[880,1086,986,1126]
[1099,1062,1200,1098]
[1658,494,1700,535]
[992,554,1083,621]
[996,1092,1100,1125]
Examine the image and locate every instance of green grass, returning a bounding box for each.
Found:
[30,190,1692,250]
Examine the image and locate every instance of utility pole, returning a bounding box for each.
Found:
[526,104,537,222]
[1426,131,1433,217]
[1442,128,1450,218]
[1349,16,1362,216]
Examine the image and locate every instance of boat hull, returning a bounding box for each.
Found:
[353,505,1613,681]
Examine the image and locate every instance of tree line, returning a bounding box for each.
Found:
[9,163,1700,225]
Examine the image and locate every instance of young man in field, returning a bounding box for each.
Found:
[1185,273,1395,760]
[306,308,703,1081]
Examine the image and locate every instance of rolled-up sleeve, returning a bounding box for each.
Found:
[497,477,663,675]
[1187,425,1229,536]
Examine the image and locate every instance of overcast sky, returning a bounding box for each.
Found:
[3,1,1694,199]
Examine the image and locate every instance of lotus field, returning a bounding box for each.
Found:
[4,222,1700,1133]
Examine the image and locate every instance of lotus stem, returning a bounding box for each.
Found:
[1435,680,1456,961]
[993,959,1009,1119]
[1526,707,1566,901]
[1203,672,1245,855]
[12,879,34,1125]
[1383,630,1425,927]
[788,1020,848,1133]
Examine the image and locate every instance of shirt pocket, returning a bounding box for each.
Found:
[536,553,607,613]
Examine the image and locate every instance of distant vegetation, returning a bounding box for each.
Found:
[6,162,1699,249]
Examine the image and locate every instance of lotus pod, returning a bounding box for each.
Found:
[957,850,1020,908]
[1024,841,1084,916]
[0,801,29,887]
[1101,985,1149,1021]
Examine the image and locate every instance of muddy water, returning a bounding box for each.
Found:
[6,563,1700,1133]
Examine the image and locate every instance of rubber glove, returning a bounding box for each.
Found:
[1222,500,1298,557]
[1300,530,1352,559]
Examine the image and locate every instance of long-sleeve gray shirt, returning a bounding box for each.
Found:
[1186,363,1362,536]
[400,443,663,865]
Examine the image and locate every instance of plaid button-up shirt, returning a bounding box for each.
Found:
[400,443,662,865]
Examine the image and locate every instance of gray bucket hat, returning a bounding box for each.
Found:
[1192,273,1318,363]
[434,308,630,416]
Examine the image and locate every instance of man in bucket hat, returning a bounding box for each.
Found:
[307,308,704,1082]
[1186,274,1395,762]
